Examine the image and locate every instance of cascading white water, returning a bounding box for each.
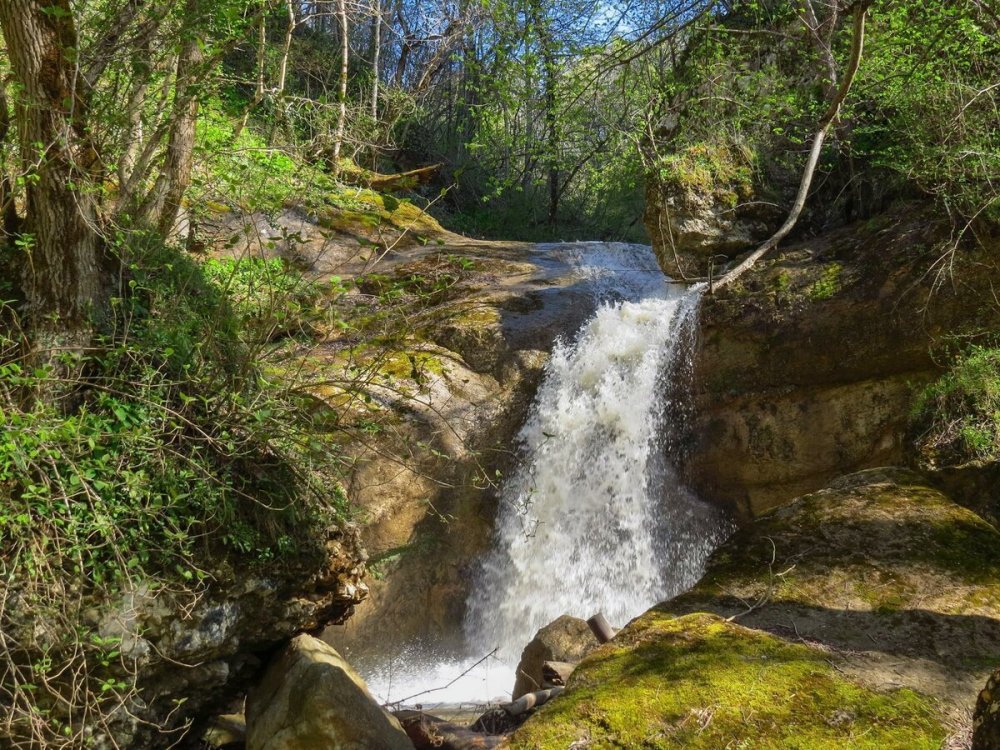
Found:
[365,242,730,706]
[465,263,727,661]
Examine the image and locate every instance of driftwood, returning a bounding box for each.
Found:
[587,613,617,644]
[541,661,576,687]
[505,686,564,717]
[396,710,503,750]
[471,686,567,735]
[342,163,443,192]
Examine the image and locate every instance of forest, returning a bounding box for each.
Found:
[1,1,999,749]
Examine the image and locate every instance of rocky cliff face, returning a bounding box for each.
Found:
[674,205,1000,517]
[3,523,368,750]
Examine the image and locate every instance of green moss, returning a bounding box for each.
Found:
[808,263,844,301]
[510,613,944,750]
[317,187,446,239]
[655,141,756,202]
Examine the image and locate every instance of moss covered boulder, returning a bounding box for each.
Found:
[509,612,944,749]
[509,468,1000,748]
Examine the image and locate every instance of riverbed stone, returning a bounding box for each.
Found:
[512,615,598,700]
[245,634,414,750]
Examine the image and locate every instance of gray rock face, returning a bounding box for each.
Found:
[512,615,598,700]
[74,525,367,750]
[246,635,414,750]
[679,205,1000,517]
[644,179,774,280]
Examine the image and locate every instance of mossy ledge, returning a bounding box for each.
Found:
[508,468,1000,748]
[507,612,945,750]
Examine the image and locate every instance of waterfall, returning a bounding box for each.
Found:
[465,261,727,661]
[365,243,730,706]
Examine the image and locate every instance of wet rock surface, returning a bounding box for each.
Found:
[512,615,598,700]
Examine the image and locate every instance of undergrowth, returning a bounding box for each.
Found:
[0,234,349,748]
[912,346,1000,466]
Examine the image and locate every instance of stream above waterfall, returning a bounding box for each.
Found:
[363,242,732,707]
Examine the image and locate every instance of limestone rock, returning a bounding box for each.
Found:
[644,176,774,280]
[975,668,1000,749]
[512,615,598,700]
[679,204,1000,516]
[245,634,414,750]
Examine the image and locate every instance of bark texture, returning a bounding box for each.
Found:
[0,0,106,341]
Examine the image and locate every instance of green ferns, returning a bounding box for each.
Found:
[913,346,1000,466]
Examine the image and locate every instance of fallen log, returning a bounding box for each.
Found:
[471,687,567,735]
[587,613,617,644]
[341,163,443,192]
[396,710,503,750]
[504,686,565,718]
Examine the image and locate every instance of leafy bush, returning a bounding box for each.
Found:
[202,256,344,341]
[912,346,1000,466]
[0,236,348,748]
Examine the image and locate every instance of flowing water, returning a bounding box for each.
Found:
[365,242,731,707]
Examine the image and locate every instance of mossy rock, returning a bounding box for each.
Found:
[509,469,1000,748]
[664,468,1000,727]
[508,612,946,750]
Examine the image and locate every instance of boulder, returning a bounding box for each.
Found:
[245,634,414,750]
[975,668,1000,750]
[512,615,598,700]
[510,469,1000,748]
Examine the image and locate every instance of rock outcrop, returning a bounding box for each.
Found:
[512,615,599,700]
[246,634,413,750]
[976,668,1000,750]
[644,141,780,280]
[679,206,1000,516]
[509,468,1000,748]
[0,523,367,750]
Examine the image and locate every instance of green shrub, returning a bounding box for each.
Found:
[912,346,1000,466]
[202,256,344,341]
[0,235,349,747]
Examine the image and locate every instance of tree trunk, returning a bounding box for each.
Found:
[234,12,267,140]
[0,0,107,354]
[269,0,297,145]
[371,0,381,120]
[331,0,349,173]
[530,1,560,225]
[139,0,204,239]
